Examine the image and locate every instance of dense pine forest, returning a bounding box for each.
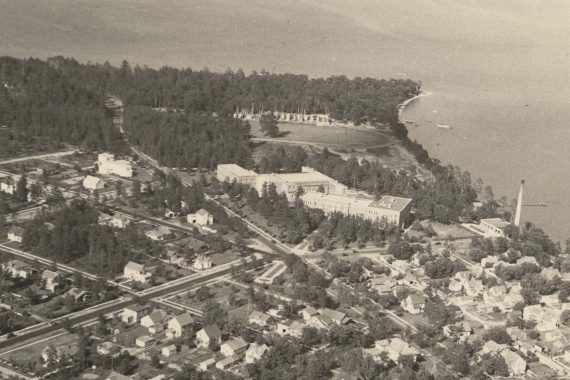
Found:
[0,56,418,164]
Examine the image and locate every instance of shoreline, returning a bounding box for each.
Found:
[398,91,432,120]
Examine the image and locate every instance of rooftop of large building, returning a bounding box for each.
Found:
[481,218,511,230]
[258,170,338,185]
[217,164,257,178]
[369,196,413,212]
[301,192,411,212]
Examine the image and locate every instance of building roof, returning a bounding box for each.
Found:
[217,164,257,178]
[223,337,248,351]
[163,344,177,351]
[481,218,511,230]
[171,312,194,327]
[83,175,103,189]
[301,306,319,317]
[246,343,268,358]
[42,270,59,280]
[136,335,154,343]
[217,354,241,367]
[262,170,336,185]
[196,208,210,217]
[125,304,151,313]
[369,196,413,212]
[249,311,271,323]
[125,261,145,273]
[407,294,426,305]
[500,350,526,367]
[8,225,24,237]
[320,308,347,323]
[145,310,168,324]
[6,259,28,270]
[201,324,221,338]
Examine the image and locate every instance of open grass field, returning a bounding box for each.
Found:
[250,119,391,148]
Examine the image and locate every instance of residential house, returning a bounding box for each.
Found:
[500,350,527,377]
[7,225,24,243]
[220,337,248,357]
[141,309,168,333]
[196,325,222,348]
[97,341,121,357]
[276,320,305,338]
[320,308,349,325]
[99,213,131,229]
[481,256,499,268]
[193,254,212,271]
[135,335,155,348]
[196,357,216,372]
[41,270,60,292]
[300,307,319,321]
[523,305,544,322]
[2,260,32,279]
[483,285,507,305]
[479,340,507,356]
[517,256,539,266]
[167,312,194,338]
[123,261,152,283]
[401,294,426,315]
[540,293,561,306]
[249,311,272,327]
[162,344,177,357]
[448,279,463,293]
[122,304,151,324]
[107,372,131,380]
[443,321,474,341]
[145,226,174,241]
[245,343,268,364]
[83,175,105,191]
[372,338,420,362]
[541,268,561,280]
[64,287,93,303]
[369,276,398,294]
[187,209,214,226]
[216,355,241,370]
[464,279,486,297]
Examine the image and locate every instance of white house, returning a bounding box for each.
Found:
[371,338,420,362]
[220,337,248,357]
[276,320,305,338]
[193,254,212,271]
[135,335,155,348]
[141,309,168,333]
[98,153,133,178]
[187,209,214,226]
[216,355,241,370]
[83,175,105,191]
[2,259,32,279]
[7,225,24,243]
[500,350,527,377]
[145,226,173,241]
[123,261,152,283]
[249,311,272,327]
[162,344,177,357]
[41,270,60,292]
[121,304,151,324]
[401,294,426,315]
[245,343,268,364]
[167,312,194,338]
[196,325,222,348]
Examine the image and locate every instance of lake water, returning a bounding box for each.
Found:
[2,0,569,241]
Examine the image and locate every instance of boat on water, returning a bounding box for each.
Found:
[436,124,451,129]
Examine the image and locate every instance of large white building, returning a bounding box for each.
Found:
[216,164,258,186]
[98,153,133,178]
[255,166,347,202]
[300,192,412,228]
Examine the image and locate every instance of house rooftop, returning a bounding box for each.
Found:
[8,225,24,237]
[201,324,221,338]
[125,261,145,272]
[172,312,194,327]
[224,337,248,351]
[481,218,511,230]
[217,164,257,177]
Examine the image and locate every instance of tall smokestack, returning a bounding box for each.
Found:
[514,180,524,226]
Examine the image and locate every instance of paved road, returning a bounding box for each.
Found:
[0,149,78,166]
[0,259,239,354]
